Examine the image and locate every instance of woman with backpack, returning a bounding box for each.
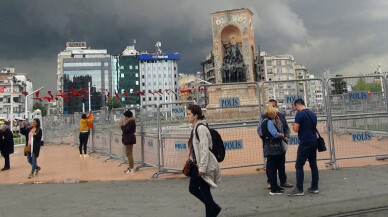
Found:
[187,104,221,217]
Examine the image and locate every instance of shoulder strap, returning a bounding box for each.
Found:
[302,110,321,138]
[195,123,206,142]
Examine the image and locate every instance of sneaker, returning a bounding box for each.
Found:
[281,182,294,188]
[124,169,133,174]
[1,167,10,171]
[80,154,83,157]
[307,187,319,194]
[288,188,304,196]
[28,173,34,179]
[269,189,284,195]
[35,167,41,176]
[84,154,89,157]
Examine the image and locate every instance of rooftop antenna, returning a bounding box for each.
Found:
[155,41,162,54]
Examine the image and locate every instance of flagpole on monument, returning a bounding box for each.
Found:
[25,86,44,121]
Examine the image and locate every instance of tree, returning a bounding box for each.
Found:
[331,74,348,94]
[353,78,382,92]
[33,102,47,117]
[106,97,121,110]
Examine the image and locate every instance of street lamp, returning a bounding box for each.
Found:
[25,86,44,120]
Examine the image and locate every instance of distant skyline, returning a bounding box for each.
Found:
[1,0,388,92]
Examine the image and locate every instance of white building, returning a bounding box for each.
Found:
[0,68,33,119]
[262,53,296,104]
[138,52,180,108]
[307,74,324,110]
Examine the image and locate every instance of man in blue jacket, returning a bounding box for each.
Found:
[257,99,293,189]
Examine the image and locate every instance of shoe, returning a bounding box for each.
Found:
[288,188,304,196]
[307,187,319,194]
[124,169,133,174]
[84,154,89,157]
[269,189,284,195]
[35,167,41,176]
[1,167,10,171]
[214,204,221,216]
[28,173,34,179]
[281,182,294,188]
[80,154,83,157]
[266,183,271,189]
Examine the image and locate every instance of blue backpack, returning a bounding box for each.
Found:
[195,123,225,163]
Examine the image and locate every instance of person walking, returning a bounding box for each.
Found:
[259,105,287,195]
[79,113,92,157]
[0,124,14,171]
[20,119,43,179]
[289,99,319,196]
[257,99,293,189]
[118,110,136,174]
[187,104,221,217]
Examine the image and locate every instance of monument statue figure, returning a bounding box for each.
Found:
[221,43,246,83]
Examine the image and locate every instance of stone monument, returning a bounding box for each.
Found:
[205,8,260,122]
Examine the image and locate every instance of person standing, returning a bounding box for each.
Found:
[257,99,293,189]
[259,106,287,195]
[289,99,319,196]
[79,113,92,157]
[118,110,136,174]
[187,104,221,217]
[20,119,43,179]
[0,124,14,171]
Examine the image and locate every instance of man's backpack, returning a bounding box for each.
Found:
[195,123,225,162]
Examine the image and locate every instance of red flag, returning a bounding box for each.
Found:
[148,90,154,95]
[0,87,5,93]
[171,91,177,97]
[107,92,111,100]
[115,92,120,100]
[100,88,108,92]
[35,91,40,98]
[22,91,28,96]
[123,91,129,97]
[48,91,54,99]
[139,91,145,96]
[43,96,52,102]
[156,89,163,95]
[165,89,170,95]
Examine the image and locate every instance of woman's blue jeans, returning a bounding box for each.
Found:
[27,152,38,173]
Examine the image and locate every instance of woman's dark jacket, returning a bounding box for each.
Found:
[260,115,284,157]
[121,119,136,145]
[20,127,43,157]
[0,128,14,155]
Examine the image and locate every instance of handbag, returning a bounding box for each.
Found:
[24,145,31,154]
[281,140,288,152]
[182,159,193,177]
[303,110,327,152]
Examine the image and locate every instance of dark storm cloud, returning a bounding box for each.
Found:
[0,0,387,92]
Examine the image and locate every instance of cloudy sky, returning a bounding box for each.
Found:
[1,0,388,92]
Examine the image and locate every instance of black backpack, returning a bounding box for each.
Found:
[195,123,225,162]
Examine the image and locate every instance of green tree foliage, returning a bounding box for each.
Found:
[331,75,348,94]
[32,102,47,117]
[106,97,122,110]
[353,78,382,92]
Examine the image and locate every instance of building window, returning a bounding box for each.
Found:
[135,65,138,70]
[104,62,109,66]
[159,74,161,78]
[277,68,282,73]
[143,97,145,101]
[149,97,151,101]
[266,61,272,66]
[154,97,157,100]
[276,60,281,65]
[142,75,144,79]
[122,98,125,102]
[129,65,133,69]
[121,73,124,78]
[153,74,156,78]
[174,67,176,71]
[136,81,139,85]
[142,82,145,86]
[135,73,138,77]
[120,66,124,69]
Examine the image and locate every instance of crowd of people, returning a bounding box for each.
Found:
[0,98,320,217]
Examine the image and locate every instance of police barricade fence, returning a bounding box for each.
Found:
[327,75,388,166]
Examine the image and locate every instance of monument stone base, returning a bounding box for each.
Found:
[204,83,260,122]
